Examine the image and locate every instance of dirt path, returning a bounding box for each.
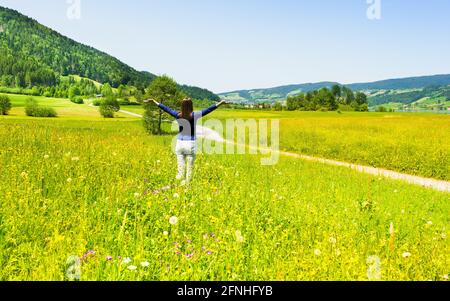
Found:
[118,109,143,118]
[120,110,450,193]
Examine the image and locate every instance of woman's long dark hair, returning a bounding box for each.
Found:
[180,98,194,120]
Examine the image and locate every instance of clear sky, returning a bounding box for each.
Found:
[1,0,449,93]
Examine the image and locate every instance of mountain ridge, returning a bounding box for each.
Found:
[219,74,450,106]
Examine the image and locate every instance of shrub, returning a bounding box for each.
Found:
[34,107,57,117]
[338,104,355,112]
[99,96,120,118]
[71,96,84,104]
[0,95,12,115]
[273,103,283,111]
[119,97,130,105]
[25,98,57,118]
[376,106,388,112]
[25,98,38,116]
[358,104,369,112]
[92,99,102,106]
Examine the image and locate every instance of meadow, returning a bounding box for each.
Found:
[0,93,132,118]
[108,106,450,181]
[0,112,449,281]
[208,110,450,181]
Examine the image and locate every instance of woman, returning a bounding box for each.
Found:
[146,98,226,183]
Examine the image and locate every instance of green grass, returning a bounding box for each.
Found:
[1,93,138,119]
[414,96,450,109]
[0,116,448,281]
[209,110,450,181]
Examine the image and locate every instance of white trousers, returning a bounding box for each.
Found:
[175,140,197,182]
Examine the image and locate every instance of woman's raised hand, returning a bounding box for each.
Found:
[217,100,227,107]
[143,99,159,105]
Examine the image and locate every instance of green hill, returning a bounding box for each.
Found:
[348,74,450,91]
[219,75,450,107]
[0,6,219,101]
[368,85,450,111]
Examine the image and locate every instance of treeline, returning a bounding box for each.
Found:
[0,74,219,107]
[286,85,368,112]
[0,75,100,99]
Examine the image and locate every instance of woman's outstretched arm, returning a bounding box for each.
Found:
[195,100,227,118]
[144,99,179,119]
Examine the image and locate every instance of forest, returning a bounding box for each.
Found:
[285,85,368,111]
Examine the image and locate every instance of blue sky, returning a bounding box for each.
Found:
[1,0,449,93]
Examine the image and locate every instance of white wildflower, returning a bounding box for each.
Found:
[169,216,178,225]
[235,230,244,243]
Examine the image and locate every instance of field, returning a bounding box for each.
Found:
[208,110,450,181]
[1,93,132,118]
[0,97,449,281]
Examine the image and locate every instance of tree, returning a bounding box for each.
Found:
[286,96,298,111]
[134,89,144,103]
[351,92,369,111]
[355,92,368,105]
[376,106,388,112]
[117,84,126,97]
[69,85,81,100]
[273,102,283,111]
[331,85,342,98]
[143,75,185,135]
[15,74,24,87]
[315,88,337,111]
[99,95,120,118]
[342,86,355,105]
[0,95,12,115]
[101,83,114,97]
